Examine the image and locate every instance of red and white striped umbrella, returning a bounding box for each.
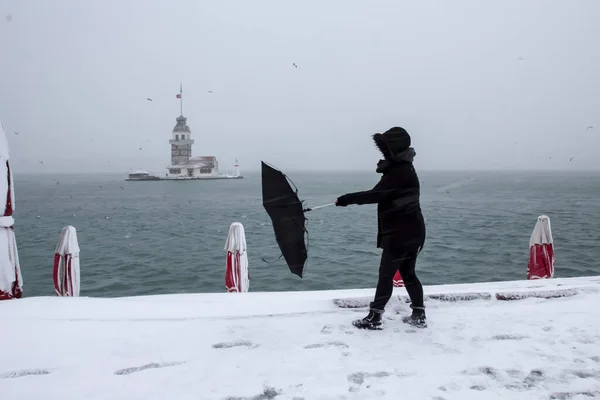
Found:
[393,270,404,287]
[224,222,249,292]
[527,215,554,280]
[0,120,23,300]
[53,225,80,296]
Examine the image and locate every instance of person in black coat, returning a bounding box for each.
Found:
[336,127,427,329]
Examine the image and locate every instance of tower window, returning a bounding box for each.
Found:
[175,134,179,140]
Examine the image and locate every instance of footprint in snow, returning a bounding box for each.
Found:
[0,369,51,379]
[461,366,499,379]
[549,391,600,399]
[563,369,600,380]
[490,334,529,341]
[347,371,392,392]
[223,386,281,400]
[320,324,356,335]
[505,369,524,379]
[114,361,185,375]
[212,340,257,349]
[523,369,545,388]
[304,341,349,349]
[437,383,461,393]
[320,325,333,334]
[470,385,486,391]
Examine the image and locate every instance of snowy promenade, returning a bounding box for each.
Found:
[1,276,599,400]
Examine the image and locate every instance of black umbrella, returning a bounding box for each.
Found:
[261,161,333,278]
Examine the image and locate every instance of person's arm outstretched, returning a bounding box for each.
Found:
[336,174,406,206]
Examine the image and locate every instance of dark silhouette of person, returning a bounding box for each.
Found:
[336,127,426,329]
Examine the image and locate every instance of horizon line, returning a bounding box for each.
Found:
[12,168,600,176]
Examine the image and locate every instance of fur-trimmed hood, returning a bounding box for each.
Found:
[373,127,415,172]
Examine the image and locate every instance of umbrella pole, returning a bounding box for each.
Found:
[303,202,335,212]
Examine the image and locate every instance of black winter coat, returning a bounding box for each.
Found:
[340,161,426,252]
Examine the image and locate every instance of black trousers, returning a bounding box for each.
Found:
[370,247,424,312]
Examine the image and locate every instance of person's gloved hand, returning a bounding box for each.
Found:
[335,195,348,207]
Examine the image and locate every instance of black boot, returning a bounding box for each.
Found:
[401,304,427,328]
[352,308,383,330]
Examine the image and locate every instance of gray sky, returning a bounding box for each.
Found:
[1,0,599,174]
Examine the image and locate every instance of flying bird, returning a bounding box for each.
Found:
[208,91,213,93]
[139,147,142,150]
[5,15,12,22]
[120,186,125,190]
[14,131,19,135]
[292,63,298,68]
[570,157,575,162]
[517,57,524,61]
[39,160,44,164]
[587,126,593,129]
[146,98,152,101]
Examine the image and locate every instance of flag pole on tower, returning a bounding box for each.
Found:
[176,82,183,115]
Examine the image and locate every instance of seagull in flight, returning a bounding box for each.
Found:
[570,157,575,162]
[146,98,153,101]
[292,63,298,68]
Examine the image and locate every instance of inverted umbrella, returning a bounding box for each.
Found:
[261,161,333,278]
[527,215,554,280]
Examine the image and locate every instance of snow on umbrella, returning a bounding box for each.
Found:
[0,120,22,300]
[224,222,249,292]
[53,225,81,296]
[527,215,555,280]
[393,271,404,287]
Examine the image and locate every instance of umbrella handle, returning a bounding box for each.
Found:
[303,202,335,212]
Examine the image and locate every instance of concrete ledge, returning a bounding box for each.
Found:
[495,288,578,301]
[333,285,599,308]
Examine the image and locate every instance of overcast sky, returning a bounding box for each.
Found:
[1,0,598,174]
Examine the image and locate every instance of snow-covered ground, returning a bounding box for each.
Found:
[1,276,600,400]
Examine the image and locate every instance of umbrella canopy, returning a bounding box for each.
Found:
[527,215,554,280]
[261,161,308,278]
[53,225,81,296]
[0,120,22,300]
[224,222,249,292]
